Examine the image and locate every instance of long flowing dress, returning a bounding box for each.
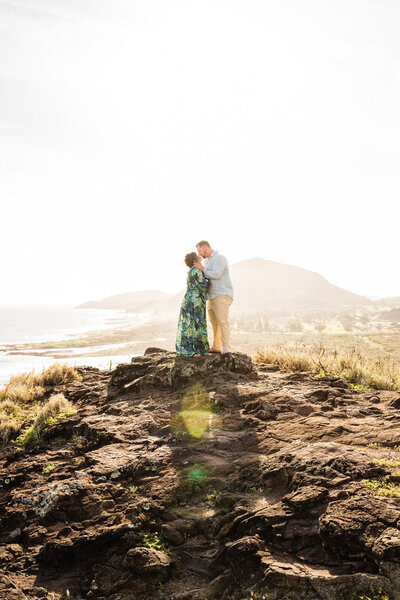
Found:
[176,267,210,356]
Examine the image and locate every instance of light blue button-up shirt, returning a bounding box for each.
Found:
[203,251,234,300]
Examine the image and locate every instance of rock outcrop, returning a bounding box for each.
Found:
[1,349,400,599]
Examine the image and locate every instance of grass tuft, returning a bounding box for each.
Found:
[0,363,80,446]
[13,393,76,448]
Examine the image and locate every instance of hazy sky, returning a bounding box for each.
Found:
[1,0,399,305]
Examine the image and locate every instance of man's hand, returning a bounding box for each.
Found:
[195,259,205,272]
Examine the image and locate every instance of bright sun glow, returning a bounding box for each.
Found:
[1,0,400,305]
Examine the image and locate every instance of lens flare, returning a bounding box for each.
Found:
[173,382,221,439]
[188,466,206,482]
[180,409,212,439]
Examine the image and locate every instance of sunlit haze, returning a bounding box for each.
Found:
[1,0,399,305]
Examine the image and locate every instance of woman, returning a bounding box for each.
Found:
[176,252,210,357]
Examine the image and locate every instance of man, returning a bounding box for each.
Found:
[195,240,234,355]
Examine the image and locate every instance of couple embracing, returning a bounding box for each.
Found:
[176,240,234,358]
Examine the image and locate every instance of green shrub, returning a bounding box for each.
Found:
[139,531,171,555]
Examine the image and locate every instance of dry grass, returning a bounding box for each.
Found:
[14,393,77,447]
[38,363,81,387]
[33,393,75,431]
[0,415,21,445]
[0,363,81,446]
[255,346,314,372]
[0,399,18,415]
[254,342,400,392]
[0,363,81,404]
[1,379,45,404]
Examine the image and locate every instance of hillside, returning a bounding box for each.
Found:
[229,258,368,312]
[77,290,172,310]
[1,350,400,599]
[76,258,369,316]
[380,308,400,321]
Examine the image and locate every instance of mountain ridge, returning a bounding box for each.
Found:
[77,290,172,310]
[76,258,370,314]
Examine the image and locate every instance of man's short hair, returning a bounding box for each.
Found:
[196,240,210,248]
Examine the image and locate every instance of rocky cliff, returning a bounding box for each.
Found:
[1,350,400,600]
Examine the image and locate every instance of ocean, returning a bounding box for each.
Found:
[0,305,137,386]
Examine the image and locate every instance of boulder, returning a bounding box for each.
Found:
[122,547,172,581]
[109,350,256,393]
[282,486,329,510]
[319,496,400,564]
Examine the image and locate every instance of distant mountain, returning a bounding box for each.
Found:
[76,290,172,310]
[380,308,400,322]
[228,258,369,312]
[76,259,369,315]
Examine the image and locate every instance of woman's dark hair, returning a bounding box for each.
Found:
[184,252,198,267]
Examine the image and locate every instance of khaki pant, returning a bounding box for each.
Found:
[208,295,233,352]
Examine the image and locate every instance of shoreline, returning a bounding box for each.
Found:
[2,307,400,388]
[0,308,169,386]
[0,317,177,360]
[0,305,132,346]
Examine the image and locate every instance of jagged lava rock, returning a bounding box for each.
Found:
[1,348,400,599]
[109,347,255,393]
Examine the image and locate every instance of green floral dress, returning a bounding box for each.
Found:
[176,267,210,356]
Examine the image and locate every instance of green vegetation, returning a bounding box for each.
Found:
[363,480,400,498]
[139,531,171,555]
[0,363,80,446]
[344,587,392,600]
[349,383,374,392]
[374,459,400,468]
[14,394,77,448]
[355,443,400,453]
[42,462,56,473]
[254,343,400,392]
[368,442,383,449]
